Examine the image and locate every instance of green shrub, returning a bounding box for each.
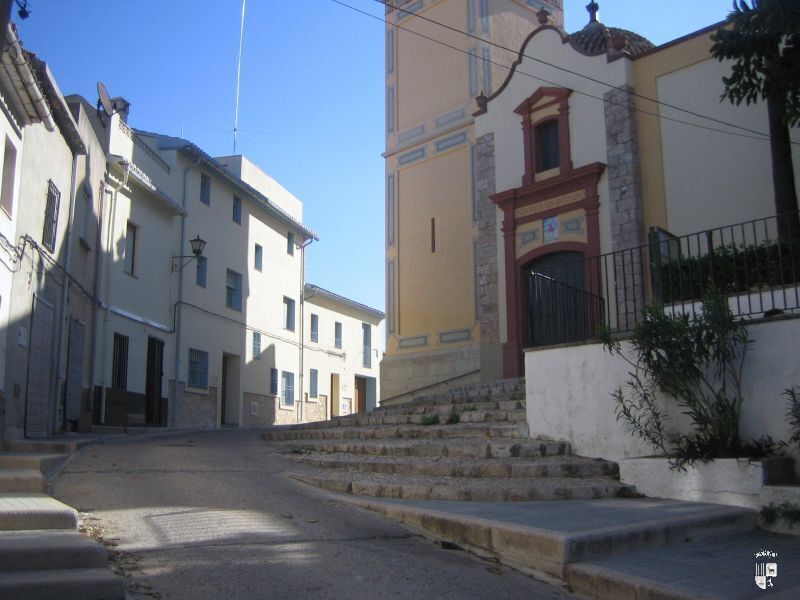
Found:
[421,414,440,426]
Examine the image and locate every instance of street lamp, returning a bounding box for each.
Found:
[172,235,207,271]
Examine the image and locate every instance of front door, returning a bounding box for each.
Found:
[354,376,367,414]
[25,295,55,438]
[526,251,593,346]
[145,337,164,425]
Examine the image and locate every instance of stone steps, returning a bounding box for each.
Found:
[281,437,570,459]
[0,494,79,530]
[345,497,758,580]
[287,453,620,479]
[0,453,70,478]
[266,422,528,442]
[0,530,109,572]
[3,439,81,455]
[0,469,44,493]
[290,470,630,502]
[380,377,526,409]
[0,567,124,600]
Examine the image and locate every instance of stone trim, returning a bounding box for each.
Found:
[473,133,500,348]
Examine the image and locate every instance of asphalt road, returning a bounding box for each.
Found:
[52,429,573,600]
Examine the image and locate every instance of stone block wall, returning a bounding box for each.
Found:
[171,381,218,429]
[604,86,646,326]
[473,133,503,381]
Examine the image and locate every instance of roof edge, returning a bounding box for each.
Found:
[304,283,385,321]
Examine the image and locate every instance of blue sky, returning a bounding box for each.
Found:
[16,0,737,312]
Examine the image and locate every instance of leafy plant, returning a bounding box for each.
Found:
[656,240,800,303]
[603,288,764,469]
[421,414,440,426]
[786,387,800,444]
[761,502,800,529]
[461,404,477,412]
[446,410,460,425]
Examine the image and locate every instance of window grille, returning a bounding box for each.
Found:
[188,348,209,388]
[42,180,60,252]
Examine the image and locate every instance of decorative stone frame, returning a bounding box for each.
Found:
[492,163,606,378]
[514,87,573,186]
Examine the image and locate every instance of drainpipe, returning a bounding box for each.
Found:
[171,157,201,429]
[298,236,313,423]
[53,151,81,431]
[97,156,129,423]
[87,181,106,428]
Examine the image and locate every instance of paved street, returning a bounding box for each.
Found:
[51,429,573,599]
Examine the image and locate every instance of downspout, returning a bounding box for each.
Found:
[298,236,313,423]
[53,151,81,431]
[171,157,201,429]
[87,181,106,428]
[98,157,129,423]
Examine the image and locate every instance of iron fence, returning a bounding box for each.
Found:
[526,212,800,346]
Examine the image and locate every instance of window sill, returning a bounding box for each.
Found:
[185,385,209,396]
[79,236,92,251]
[124,271,138,279]
[306,397,320,404]
[278,401,295,411]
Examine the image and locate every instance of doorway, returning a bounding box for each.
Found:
[145,337,164,425]
[221,353,240,426]
[525,251,597,346]
[354,376,367,414]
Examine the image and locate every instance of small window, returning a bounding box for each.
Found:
[42,180,61,252]
[535,120,560,172]
[283,297,295,331]
[112,333,129,390]
[196,256,207,288]
[310,313,319,342]
[335,321,342,349]
[188,348,209,388]
[270,367,278,395]
[282,371,295,406]
[124,221,137,275]
[200,173,211,205]
[226,269,242,311]
[232,195,242,224]
[362,323,372,368]
[252,331,261,360]
[254,244,263,271]
[1,137,17,218]
[309,368,318,398]
[287,231,295,256]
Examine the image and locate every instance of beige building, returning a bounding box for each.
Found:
[382,0,564,402]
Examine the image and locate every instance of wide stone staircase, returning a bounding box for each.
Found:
[265,378,633,502]
[0,438,124,599]
[264,379,800,599]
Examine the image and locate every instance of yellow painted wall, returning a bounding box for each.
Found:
[397,146,474,336]
[396,1,469,131]
[634,30,716,233]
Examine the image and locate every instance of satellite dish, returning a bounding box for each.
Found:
[96,81,116,125]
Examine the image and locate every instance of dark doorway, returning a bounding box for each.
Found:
[354,376,367,414]
[145,337,164,425]
[525,251,602,347]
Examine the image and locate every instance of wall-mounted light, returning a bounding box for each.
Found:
[172,235,207,271]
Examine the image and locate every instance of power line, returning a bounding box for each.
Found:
[330,0,776,144]
[376,0,790,144]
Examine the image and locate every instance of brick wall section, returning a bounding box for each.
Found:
[474,133,499,345]
[604,86,646,324]
[172,382,218,429]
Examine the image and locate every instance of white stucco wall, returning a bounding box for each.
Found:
[0,110,23,396]
[304,292,383,415]
[657,58,800,235]
[526,317,800,461]
[215,154,302,222]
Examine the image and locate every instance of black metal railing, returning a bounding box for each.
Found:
[526,212,800,345]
